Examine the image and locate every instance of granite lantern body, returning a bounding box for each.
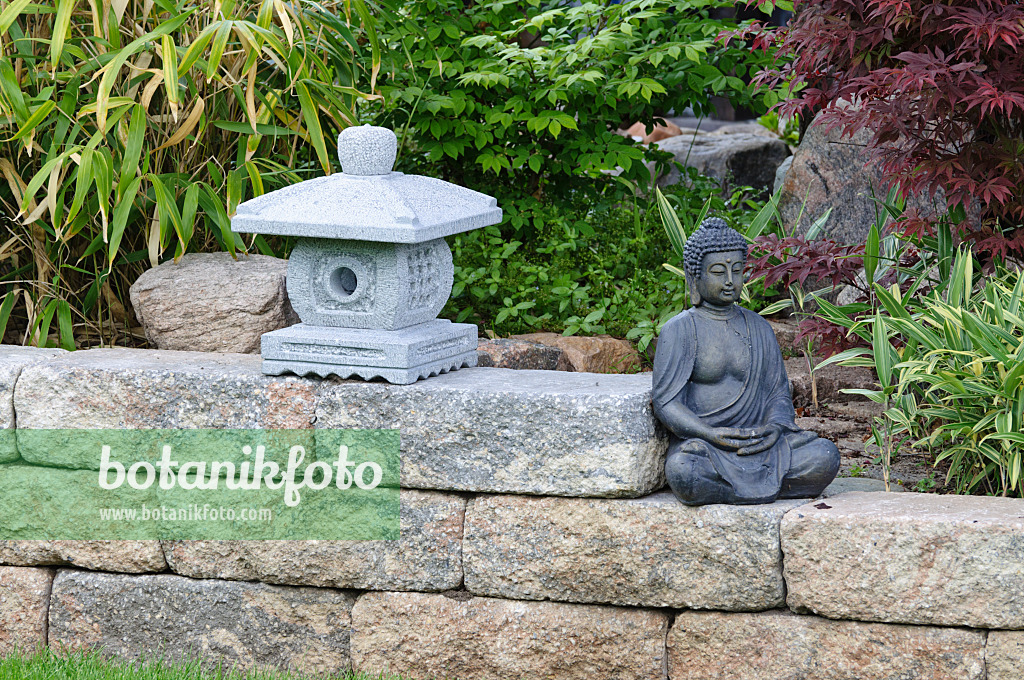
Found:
[231,125,502,384]
[652,217,840,505]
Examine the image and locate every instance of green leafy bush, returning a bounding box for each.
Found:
[0,0,387,347]
[374,0,781,201]
[442,174,769,351]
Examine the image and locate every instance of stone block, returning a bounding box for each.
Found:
[13,348,317,468]
[285,238,454,330]
[988,631,1024,680]
[821,477,903,496]
[667,610,986,680]
[351,592,668,680]
[316,368,666,497]
[164,490,463,591]
[49,570,355,674]
[0,346,66,462]
[511,333,643,373]
[0,464,167,572]
[260,319,478,384]
[783,492,1024,628]
[129,253,298,354]
[0,541,165,574]
[464,492,798,609]
[0,566,54,655]
[476,338,571,371]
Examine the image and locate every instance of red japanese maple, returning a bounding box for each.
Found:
[734,0,1024,249]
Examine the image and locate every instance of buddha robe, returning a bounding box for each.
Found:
[653,306,839,505]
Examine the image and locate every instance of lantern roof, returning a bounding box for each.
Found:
[231,125,502,243]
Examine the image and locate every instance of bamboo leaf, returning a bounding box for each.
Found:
[758,298,793,316]
[179,24,216,73]
[351,0,380,90]
[50,0,76,68]
[0,292,17,342]
[865,223,880,285]
[117,104,146,195]
[56,300,74,350]
[178,183,199,253]
[95,10,194,129]
[161,34,180,118]
[745,188,782,240]
[243,160,264,197]
[152,97,205,151]
[0,0,31,37]
[0,59,28,122]
[34,299,57,348]
[873,312,894,389]
[65,149,95,229]
[8,100,55,149]
[295,80,331,173]
[655,187,687,259]
[207,20,234,80]
[108,176,141,267]
[148,173,182,240]
[805,207,832,241]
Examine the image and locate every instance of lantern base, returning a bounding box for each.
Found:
[260,320,478,385]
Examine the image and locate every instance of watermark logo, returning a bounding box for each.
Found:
[0,429,399,540]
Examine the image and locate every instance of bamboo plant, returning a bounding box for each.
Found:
[0,0,391,347]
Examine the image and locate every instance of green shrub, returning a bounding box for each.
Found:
[373,0,782,202]
[442,174,770,351]
[0,0,388,347]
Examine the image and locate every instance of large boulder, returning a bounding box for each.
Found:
[777,114,883,244]
[656,129,790,192]
[776,110,950,244]
[130,252,299,353]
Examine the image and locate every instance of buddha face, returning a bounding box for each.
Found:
[696,250,745,306]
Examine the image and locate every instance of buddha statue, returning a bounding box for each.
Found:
[652,217,840,505]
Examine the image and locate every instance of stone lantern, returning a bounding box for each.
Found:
[230,125,502,384]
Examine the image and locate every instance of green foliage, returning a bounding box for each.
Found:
[374,0,782,202]
[0,0,388,347]
[756,111,799,146]
[817,249,1024,497]
[442,176,766,352]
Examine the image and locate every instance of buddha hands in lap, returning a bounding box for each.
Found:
[652,217,839,505]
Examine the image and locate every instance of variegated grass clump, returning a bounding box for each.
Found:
[0,0,388,347]
[819,249,1024,497]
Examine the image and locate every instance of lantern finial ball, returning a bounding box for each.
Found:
[338,125,397,176]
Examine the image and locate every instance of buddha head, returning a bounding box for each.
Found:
[682,217,748,307]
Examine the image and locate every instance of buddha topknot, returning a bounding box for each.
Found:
[683,217,748,278]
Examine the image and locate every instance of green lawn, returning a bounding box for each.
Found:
[0,649,409,680]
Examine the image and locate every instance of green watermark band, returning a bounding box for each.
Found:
[0,429,399,540]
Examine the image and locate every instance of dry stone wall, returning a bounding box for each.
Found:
[0,345,1022,680]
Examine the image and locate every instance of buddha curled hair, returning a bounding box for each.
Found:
[683,217,748,278]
